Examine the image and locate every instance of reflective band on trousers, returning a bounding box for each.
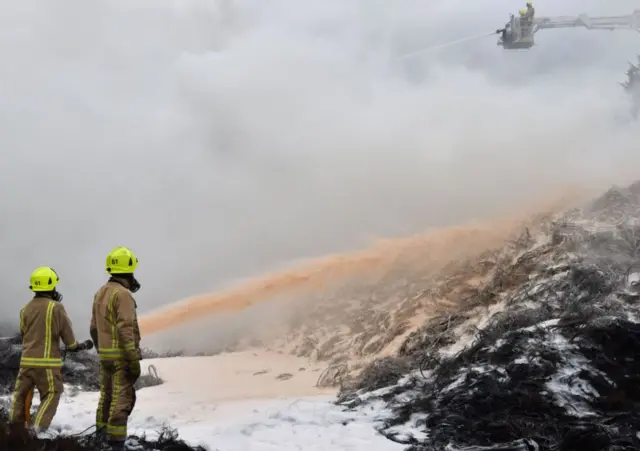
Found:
[98,348,125,359]
[19,357,63,368]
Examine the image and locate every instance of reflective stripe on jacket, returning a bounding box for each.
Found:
[90,280,141,361]
[19,296,78,368]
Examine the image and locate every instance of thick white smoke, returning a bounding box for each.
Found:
[0,0,639,335]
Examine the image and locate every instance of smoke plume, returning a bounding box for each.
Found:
[0,0,638,345]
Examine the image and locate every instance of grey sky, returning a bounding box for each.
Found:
[1,0,640,338]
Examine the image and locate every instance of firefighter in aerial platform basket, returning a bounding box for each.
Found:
[9,267,92,434]
[522,2,535,29]
[90,246,142,451]
[525,2,535,20]
[518,8,527,25]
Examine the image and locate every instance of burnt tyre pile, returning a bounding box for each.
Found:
[342,181,640,451]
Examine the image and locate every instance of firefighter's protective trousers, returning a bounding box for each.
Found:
[10,367,63,429]
[96,360,139,442]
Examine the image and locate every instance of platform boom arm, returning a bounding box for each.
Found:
[535,10,640,32]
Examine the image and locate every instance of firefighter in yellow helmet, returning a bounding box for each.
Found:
[524,2,535,21]
[9,267,90,433]
[519,5,534,30]
[90,247,142,451]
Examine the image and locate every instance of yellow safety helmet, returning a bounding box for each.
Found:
[519,9,526,15]
[526,2,532,7]
[106,246,139,274]
[29,267,60,292]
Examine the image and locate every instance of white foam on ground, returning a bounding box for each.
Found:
[3,351,404,450]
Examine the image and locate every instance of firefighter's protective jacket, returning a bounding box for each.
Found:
[19,297,79,368]
[525,6,535,19]
[90,280,141,361]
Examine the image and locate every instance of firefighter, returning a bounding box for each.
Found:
[90,246,142,451]
[524,2,535,21]
[518,9,527,22]
[9,267,90,433]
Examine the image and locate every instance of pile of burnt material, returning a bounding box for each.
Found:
[343,181,640,451]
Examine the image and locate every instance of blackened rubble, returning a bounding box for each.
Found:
[0,406,206,451]
[341,181,640,451]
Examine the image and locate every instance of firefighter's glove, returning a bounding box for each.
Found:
[72,339,93,352]
[125,360,141,379]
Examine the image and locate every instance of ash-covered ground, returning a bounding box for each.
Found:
[340,180,640,451]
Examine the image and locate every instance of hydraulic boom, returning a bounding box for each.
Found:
[496,9,640,49]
